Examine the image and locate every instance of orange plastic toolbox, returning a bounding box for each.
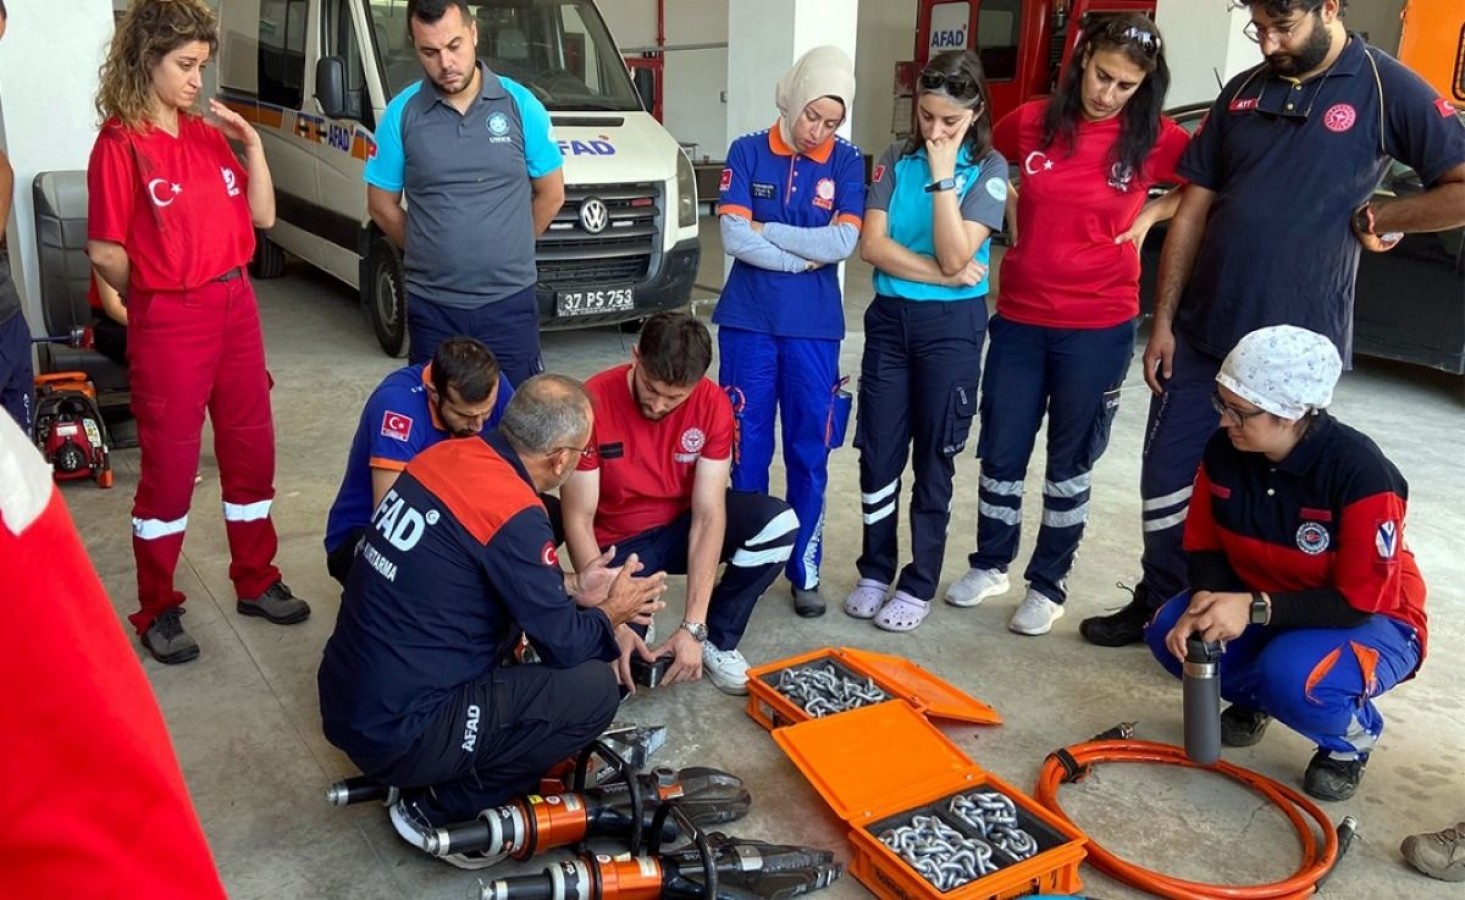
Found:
[773,701,1087,900]
[745,646,1002,731]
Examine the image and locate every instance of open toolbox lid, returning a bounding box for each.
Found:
[838,647,1003,726]
[772,700,986,825]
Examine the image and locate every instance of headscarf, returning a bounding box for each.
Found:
[775,46,856,150]
[1216,325,1342,421]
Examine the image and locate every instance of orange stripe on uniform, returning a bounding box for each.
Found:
[718,204,753,219]
[836,212,863,230]
[368,457,409,472]
[1304,647,1342,704]
[1350,641,1381,697]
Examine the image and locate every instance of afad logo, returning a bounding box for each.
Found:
[558,134,617,156]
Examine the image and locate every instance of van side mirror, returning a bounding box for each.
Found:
[316,56,348,120]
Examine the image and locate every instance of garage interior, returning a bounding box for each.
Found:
[3,0,1464,898]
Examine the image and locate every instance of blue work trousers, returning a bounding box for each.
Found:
[717,327,841,590]
[1137,336,1223,610]
[855,296,985,601]
[610,490,797,651]
[971,317,1135,603]
[1147,593,1421,756]
[0,311,34,433]
[407,285,543,388]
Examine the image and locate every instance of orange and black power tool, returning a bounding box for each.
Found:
[32,372,114,488]
[472,824,843,900]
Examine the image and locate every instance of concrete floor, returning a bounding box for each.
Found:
[63,217,1463,899]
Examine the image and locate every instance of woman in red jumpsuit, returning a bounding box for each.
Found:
[87,0,308,664]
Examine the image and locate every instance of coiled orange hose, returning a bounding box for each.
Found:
[1033,739,1339,899]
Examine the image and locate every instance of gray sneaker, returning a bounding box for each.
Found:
[141,608,200,664]
[238,580,311,625]
[944,567,1011,607]
[1402,822,1465,882]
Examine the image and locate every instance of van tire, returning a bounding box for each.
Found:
[250,231,287,279]
[366,236,409,358]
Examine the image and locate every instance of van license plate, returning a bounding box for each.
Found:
[556,287,635,317]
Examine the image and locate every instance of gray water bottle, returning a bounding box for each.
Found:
[1183,637,1224,764]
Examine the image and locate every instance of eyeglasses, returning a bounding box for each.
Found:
[1243,16,1308,44]
[919,69,979,100]
[1211,391,1268,426]
[1105,21,1162,58]
[551,445,596,460]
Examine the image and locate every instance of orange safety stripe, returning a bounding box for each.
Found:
[836,212,863,230]
[1304,647,1342,704]
[1349,641,1380,697]
[368,457,409,472]
[718,203,754,220]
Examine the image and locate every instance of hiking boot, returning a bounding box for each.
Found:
[1220,705,1272,747]
[1009,589,1064,636]
[238,580,311,625]
[792,584,827,618]
[1303,750,1368,801]
[1401,822,1465,882]
[1079,584,1152,647]
[944,567,1011,608]
[702,642,750,695]
[141,607,199,665]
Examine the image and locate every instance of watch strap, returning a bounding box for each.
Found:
[925,176,957,193]
[1249,591,1269,626]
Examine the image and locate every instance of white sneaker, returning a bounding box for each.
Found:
[702,642,750,695]
[1009,589,1065,636]
[944,567,1011,607]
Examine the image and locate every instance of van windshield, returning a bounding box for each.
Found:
[371,0,643,111]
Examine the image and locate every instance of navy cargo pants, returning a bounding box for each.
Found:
[855,295,985,602]
[969,316,1135,603]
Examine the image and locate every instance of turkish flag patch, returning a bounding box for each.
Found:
[719,168,732,192]
[872,164,886,183]
[381,411,413,441]
[1436,97,1457,118]
[541,540,559,567]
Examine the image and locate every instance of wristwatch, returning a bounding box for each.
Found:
[924,176,957,193]
[1249,591,1270,626]
[679,620,708,643]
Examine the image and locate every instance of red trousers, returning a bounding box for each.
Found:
[0,414,227,898]
[127,273,279,633]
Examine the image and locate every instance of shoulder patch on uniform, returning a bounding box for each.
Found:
[719,167,732,192]
[381,411,413,442]
[1435,97,1457,118]
[985,177,1008,201]
[872,164,886,183]
[1375,520,1398,560]
[541,540,559,567]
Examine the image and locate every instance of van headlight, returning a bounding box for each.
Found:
[676,151,698,228]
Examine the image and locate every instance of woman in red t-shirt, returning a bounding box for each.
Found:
[944,14,1189,636]
[87,0,309,665]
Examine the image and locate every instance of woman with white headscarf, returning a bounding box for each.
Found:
[1149,325,1428,802]
[715,46,864,618]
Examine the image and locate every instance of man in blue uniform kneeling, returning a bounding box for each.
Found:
[317,375,666,866]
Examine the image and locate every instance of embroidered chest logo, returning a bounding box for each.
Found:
[675,427,706,463]
[147,178,182,208]
[1023,151,1053,177]
[1107,162,1136,193]
[220,166,241,198]
[751,182,776,200]
[1323,103,1357,133]
[486,111,513,144]
[1375,521,1398,559]
[813,177,836,210]
[381,411,413,442]
[1229,97,1258,114]
[1296,521,1330,555]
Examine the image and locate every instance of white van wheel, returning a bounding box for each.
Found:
[366,236,408,358]
[250,231,286,279]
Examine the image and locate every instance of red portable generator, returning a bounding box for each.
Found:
[32,372,114,488]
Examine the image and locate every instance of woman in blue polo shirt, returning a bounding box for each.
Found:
[716,46,865,619]
[844,49,1008,632]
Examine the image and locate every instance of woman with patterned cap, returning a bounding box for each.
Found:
[1148,325,1427,801]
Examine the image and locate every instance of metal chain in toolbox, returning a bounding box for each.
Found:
[774,662,889,717]
[949,791,1039,861]
[878,813,999,892]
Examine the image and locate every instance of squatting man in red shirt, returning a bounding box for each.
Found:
[561,312,799,695]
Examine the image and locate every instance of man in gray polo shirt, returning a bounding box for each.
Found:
[366,0,565,386]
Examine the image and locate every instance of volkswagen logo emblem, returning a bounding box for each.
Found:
[579,197,609,234]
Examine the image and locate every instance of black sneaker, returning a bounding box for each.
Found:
[1079,584,1152,647]
[141,608,200,664]
[238,580,311,625]
[1303,750,1368,801]
[1220,705,1272,747]
[792,584,827,618]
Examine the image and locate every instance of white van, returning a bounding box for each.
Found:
[217,0,701,356]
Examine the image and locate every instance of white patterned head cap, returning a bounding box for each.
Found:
[1216,325,1342,421]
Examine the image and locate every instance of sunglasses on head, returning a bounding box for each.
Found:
[919,69,980,99]
[1103,21,1162,58]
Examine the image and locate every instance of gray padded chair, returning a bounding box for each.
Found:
[32,170,130,402]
